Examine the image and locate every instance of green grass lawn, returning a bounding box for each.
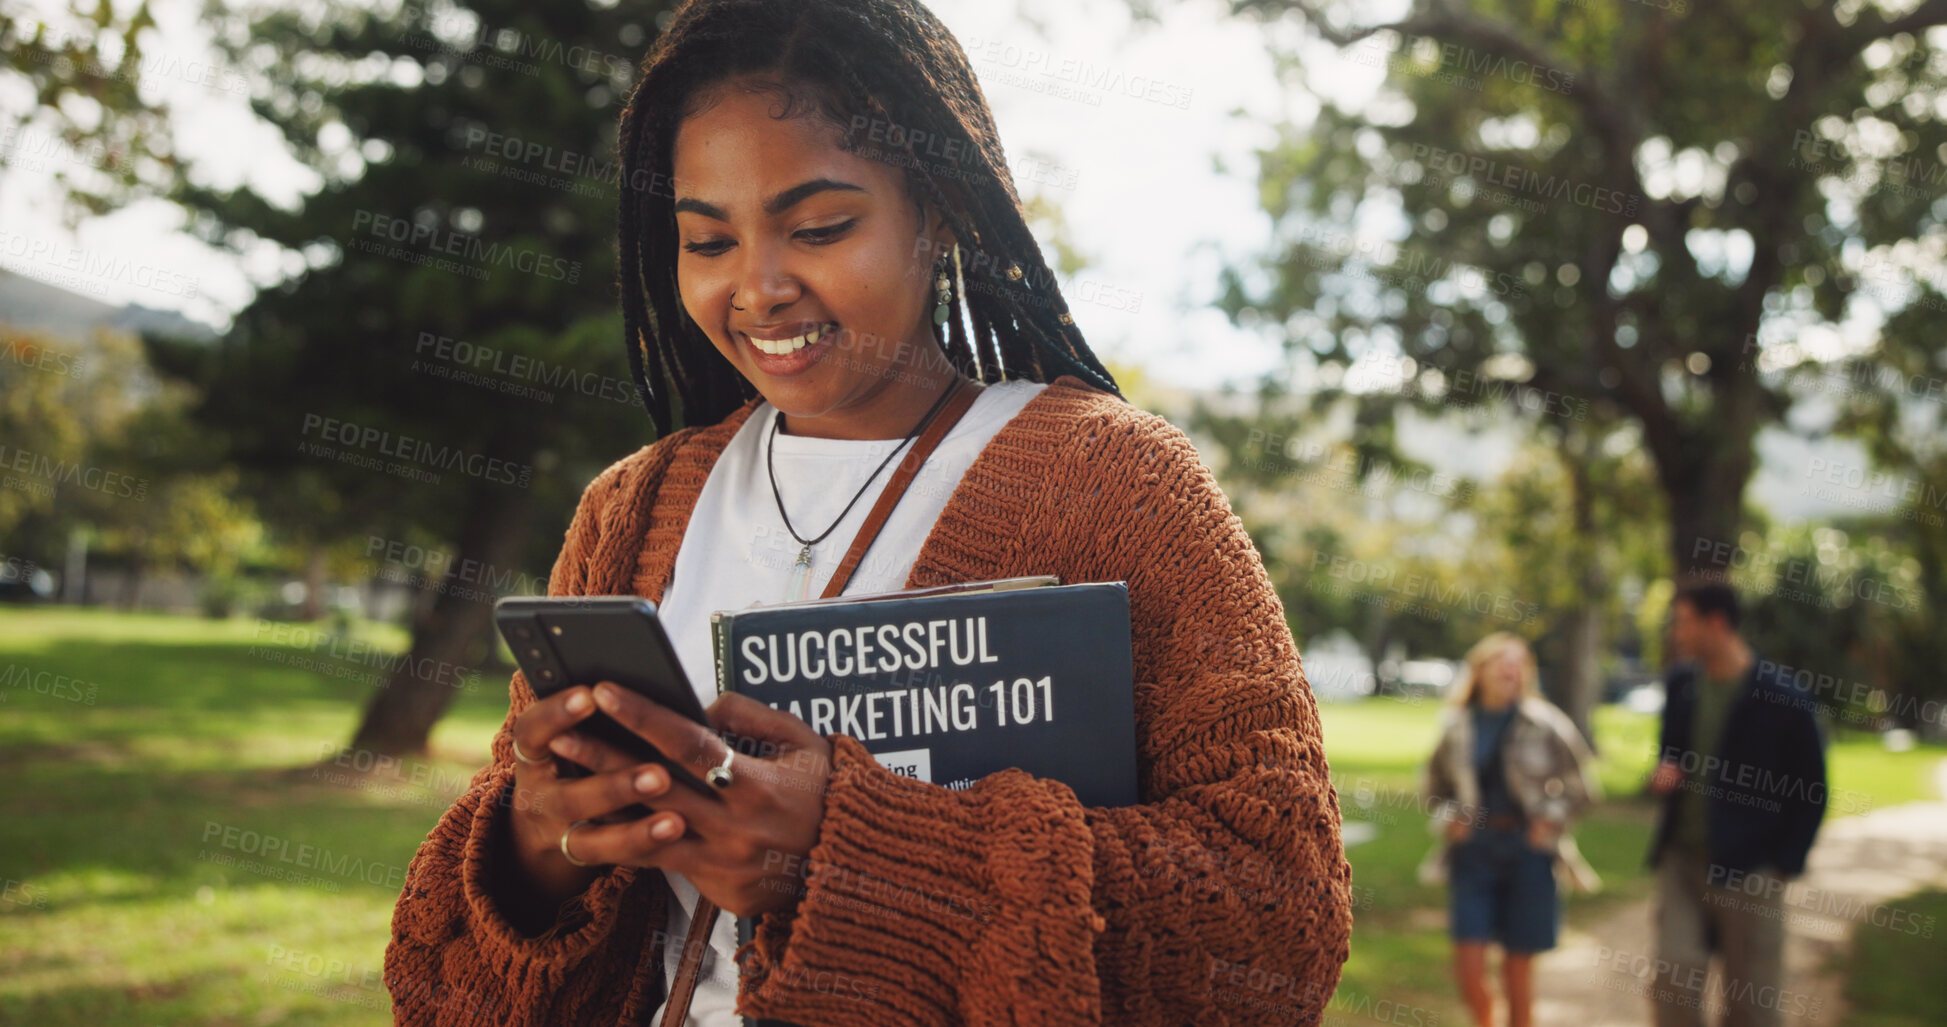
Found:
[0,608,510,1025]
[0,607,1940,1024]
[1837,889,1947,1026]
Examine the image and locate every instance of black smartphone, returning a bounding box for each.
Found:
[493,596,719,798]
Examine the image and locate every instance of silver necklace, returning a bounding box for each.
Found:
[764,379,964,601]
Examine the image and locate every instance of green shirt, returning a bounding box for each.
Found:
[1671,668,1743,853]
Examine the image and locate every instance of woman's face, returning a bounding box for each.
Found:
[1475,648,1525,707]
[670,78,956,439]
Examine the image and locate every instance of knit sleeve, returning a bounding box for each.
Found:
[733,410,1353,1026]
[383,444,677,1025]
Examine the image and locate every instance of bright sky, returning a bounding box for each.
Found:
[0,0,1344,389]
[4,0,1920,400]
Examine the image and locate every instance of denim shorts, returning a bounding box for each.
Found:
[1448,824,1560,952]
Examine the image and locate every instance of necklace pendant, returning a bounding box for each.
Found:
[784,543,813,602]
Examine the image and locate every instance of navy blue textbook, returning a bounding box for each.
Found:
[709,574,1138,807]
[710,574,1139,1021]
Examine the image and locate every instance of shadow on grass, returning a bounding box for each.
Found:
[0,610,513,1025]
[3,747,480,905]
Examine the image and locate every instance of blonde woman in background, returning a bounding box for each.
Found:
[1419,632,1603,1027]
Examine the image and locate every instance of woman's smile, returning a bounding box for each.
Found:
[743,321,838,375]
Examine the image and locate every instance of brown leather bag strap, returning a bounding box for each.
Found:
[659,377,982,1026]
[660,894,720,1027]
[821,377,983,600]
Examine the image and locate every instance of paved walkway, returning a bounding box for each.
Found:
[1531,759,1947,1025]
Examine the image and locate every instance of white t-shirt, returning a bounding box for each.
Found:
[647,378,1047,1026]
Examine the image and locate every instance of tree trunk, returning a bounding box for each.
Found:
[118,553,144,610]
[1663,467,1749,580]
[1558,434,1605,749]
[1654,414,1758,580]
[1360,607,1394,697]
[61,525,89,604]
[345,483,538,758]
[300,546,327,621]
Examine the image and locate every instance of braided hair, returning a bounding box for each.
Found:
[616,0,1124,436]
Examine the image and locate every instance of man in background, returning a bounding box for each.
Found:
[1643,582,1828,1027]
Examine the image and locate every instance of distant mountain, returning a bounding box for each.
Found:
[0,268,218,342]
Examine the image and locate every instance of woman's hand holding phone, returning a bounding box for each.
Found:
[501,681,834,921]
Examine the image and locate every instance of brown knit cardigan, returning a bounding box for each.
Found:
[384,373,1352,1025]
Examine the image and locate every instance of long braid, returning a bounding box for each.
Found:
[615,0,1122,433]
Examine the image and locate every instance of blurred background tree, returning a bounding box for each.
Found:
[1180,0,1947,730]
[141,0,681,756]
[1212,0,1947,574]
[1,0,174,223]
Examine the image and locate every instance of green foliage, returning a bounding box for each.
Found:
[1727,518,1941,731]
[0,323,265,583]
[151,0,679,593]
[1213,0,1947,573]
[0,1,174,224]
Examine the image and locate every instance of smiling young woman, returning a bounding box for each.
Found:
[384,1,1351,1025]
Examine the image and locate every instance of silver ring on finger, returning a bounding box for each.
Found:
[560,819,593,867]
[511,737,549,766]
[705,749,736,789]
